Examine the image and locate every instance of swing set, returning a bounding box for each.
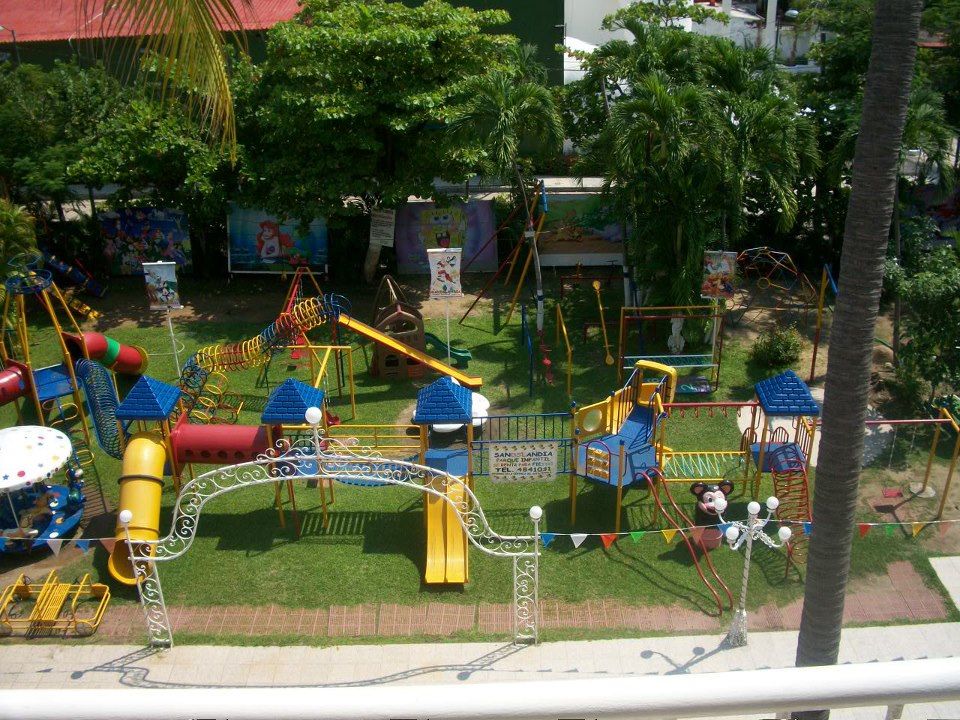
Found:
[617,305,725,394]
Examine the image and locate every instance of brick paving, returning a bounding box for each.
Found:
[94,560,947,641]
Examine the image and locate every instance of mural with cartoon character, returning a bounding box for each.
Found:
[395,200,496,274]
[227,206,328,273]
[99,208,191,275]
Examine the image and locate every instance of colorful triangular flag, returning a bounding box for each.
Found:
[629,531,645,543]
[74,539,91,554]
[911,522,924,537]
[939,523,951,538]
[100,538,117,553]
[885,524,896,537]
[857,523,871,538]
[540,533,556,548]
[662,529,677,544]
[690,526,705,544]
[46,539,63,556]
[600,533,618,549]
[718,522,731,536]
[571,533,588,549]
[803,522,813,536]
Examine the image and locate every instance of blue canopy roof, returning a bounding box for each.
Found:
[261,378,326,424]
[413,377,472,424]
[754,370,820,417]
[116,375,181,421]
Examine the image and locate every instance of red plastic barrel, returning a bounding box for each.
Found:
[0,366,26,406]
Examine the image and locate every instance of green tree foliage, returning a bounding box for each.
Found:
[564,5,816,304]
[235,0,517,224]
[0,63,125,216]
[791,0,957,267]
[0,199,38,271]
[74,99,234,271]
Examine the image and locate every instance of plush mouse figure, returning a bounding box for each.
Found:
[690,480,733,550]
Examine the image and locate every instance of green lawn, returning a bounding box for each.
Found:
[0,273,953,623]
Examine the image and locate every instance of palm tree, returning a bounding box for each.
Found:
[793,0,923,718]
[447,71,564,332]
[890,85,955,361]
[598,72,722,305]
[97,0,249,162]
[0,199,37,271]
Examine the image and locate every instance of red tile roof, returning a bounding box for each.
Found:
[0,0,301,44]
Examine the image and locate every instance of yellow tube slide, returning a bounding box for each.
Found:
[107,432,168,586]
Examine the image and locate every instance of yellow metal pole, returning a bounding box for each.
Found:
[935,415,960,520]
[570,428,579,525]
[809,267,829,383]
[502,245,534,328]
[921,423,943,494]
[466,423,474,490]
[755,418,769,499]
[617,307,627,385]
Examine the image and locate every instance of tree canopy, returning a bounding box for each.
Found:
[234,0,518,224]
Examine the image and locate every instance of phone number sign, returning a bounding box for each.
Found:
[488,441,559,483]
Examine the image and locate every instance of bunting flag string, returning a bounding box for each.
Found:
[529,517,959,550]
[0,518,956,557]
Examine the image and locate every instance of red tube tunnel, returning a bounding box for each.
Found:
[170,421,276,465]
[0,362,29,406]
[63,332,149,375]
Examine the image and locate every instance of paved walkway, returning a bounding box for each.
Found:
[93,560,947,641]
[1,623,958,719]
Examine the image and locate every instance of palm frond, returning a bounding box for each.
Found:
[101,0,249,162]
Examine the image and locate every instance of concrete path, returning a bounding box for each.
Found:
[1,623,958,719]
[930,555,960,611]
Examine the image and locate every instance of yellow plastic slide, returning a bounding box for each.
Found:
[107,432,168,586]
[338,315,483,389]
[424,478,468,584]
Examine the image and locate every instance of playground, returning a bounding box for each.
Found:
[0,254,958,646]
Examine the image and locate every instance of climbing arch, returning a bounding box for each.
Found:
[121,435,541,648]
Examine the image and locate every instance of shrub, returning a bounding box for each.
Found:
[751,326,803,368]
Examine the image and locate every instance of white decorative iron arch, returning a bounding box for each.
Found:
[122,435,541,649]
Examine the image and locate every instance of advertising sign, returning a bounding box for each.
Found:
[142,261,182,310]
[427,248,463,299]
[369,209,396,248]
[488,441,559,483]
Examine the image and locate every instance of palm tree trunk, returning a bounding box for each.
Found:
[793,2,922,719]
[891,181,901,365]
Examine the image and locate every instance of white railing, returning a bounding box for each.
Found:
[2,657,958,719]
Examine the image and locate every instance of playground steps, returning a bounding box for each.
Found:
[767,444,812,567]
[578,406,657,487]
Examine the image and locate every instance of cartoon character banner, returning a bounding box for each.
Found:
[701,251,737,300]
[539,195,623,245]
[142,261,182,310]
[427,248,463,299]
[227,206,329,273]
[100,208,191,276]
[394,200,497,274]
